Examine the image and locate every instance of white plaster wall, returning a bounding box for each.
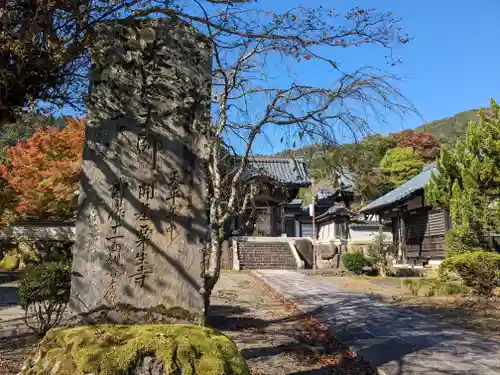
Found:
[316,221,393,245]
[349,228,393,243]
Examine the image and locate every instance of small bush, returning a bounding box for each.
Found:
[341,252,369,275]
[364,256,377,266]
[425,287,436,297]
[422,278,441,297]
[439,251,500,296]
[367,231,397,277]
[19,262,71,335]
[402,279,422,296]
[444,226,484,257]
[441,282,468,295]
[393,268,424,277]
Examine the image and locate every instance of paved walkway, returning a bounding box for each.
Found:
[254,270,500,375]
[0,281,27,341]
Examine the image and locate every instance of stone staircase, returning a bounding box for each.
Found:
[237,241,298,270]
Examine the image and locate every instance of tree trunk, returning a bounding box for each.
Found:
[203,219,223,319]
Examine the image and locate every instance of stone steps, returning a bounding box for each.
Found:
[237,241,297,270]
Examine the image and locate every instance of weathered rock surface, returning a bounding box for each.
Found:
[64,304,201,326]
[20,324,250,375]
[129,356,173,375]
[70,18,212,318]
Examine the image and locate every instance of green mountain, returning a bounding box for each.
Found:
[280,107,485,203]
[415,108,481,146]
[285,107,483,162]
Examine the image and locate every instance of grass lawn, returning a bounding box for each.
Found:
[315,274,500,340]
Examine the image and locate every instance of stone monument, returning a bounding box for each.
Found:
[69,18,211,321]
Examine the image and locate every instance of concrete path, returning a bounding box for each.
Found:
[254,270,500,375]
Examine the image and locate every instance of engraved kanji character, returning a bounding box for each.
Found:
[136,224,153,247]
[165,171,178,186]
[107,241,123,253]
[135,250,147,264]
[131,270,153,287]
[111,179,127,200]
[138,182,155,200]
[165,186,181,206]
[134,202,150,221]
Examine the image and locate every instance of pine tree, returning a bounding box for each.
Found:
[425,98,500,236]
[425,146,462,208]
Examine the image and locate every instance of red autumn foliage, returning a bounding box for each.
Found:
[0,118,85,220]
[390,129,441,161]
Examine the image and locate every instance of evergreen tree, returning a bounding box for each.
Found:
[425,98,500,236]
[425,146,462,208]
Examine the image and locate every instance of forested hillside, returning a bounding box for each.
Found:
[415,108,481,145]
[284,107,484,206]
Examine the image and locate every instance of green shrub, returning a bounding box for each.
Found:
[402,279,422,296]
[423,278,441,297]
[441,282,468,295]
[393,268,424,277]
[439,251,500,296]
[425,287,436,297]
[444,226,484,257]
[341,252,369,275]
[364,256,377,266]
[19,262,71,335]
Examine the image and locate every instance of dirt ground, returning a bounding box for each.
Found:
[316,275,500,340]
[0,271,376,375]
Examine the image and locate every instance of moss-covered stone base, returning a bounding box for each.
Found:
[20,324,250,375]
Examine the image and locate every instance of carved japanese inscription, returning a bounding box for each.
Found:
[131,181,154,287]
[69,18,211,318]
[105,179,128,302]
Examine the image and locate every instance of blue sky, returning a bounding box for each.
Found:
[246,0,500,155]
[57,1,500,156]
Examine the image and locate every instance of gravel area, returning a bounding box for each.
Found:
[0,271,375,375]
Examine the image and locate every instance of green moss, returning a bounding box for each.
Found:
[80,304,203,324]
[21,324,250,375]
[0,252,19,270]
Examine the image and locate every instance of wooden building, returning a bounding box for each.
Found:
[359,165,451,266]
[289,169,356,238]
[232,156,312,237]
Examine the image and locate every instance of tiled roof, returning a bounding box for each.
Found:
[243,156,311,187]
[334,168,356,190]
[316,201,358,221]
[359,165,438,214]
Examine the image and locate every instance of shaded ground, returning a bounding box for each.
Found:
[0,271,375,375]
[315,275,500,341]
[208,271,375,375]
